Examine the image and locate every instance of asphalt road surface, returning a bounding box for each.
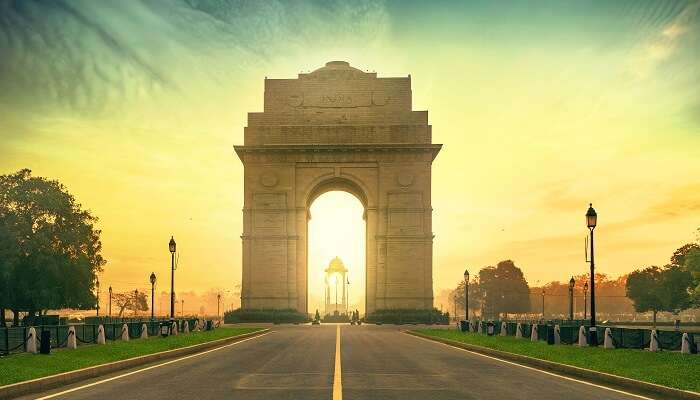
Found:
[19,324,655,400]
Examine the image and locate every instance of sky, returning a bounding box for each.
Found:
[1,0,699,314]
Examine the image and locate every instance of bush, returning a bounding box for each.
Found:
[224,308,310,324]
[364,308,449,325]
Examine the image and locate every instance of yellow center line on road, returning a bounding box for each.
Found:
[333,324,342,400]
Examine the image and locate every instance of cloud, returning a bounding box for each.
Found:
[630,0,699,79]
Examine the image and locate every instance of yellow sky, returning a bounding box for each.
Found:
[1,1,699,313]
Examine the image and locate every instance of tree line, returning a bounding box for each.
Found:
[450,232,700,321]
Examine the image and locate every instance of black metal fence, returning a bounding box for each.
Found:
[1,318,202,355]
[462,320,696,352]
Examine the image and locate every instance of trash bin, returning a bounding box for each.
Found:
[459,320,469,332]
[40,330,51,354]
[206,320,213,331]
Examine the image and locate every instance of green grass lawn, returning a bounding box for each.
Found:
[414,329,700,393]
[0,327,263,386]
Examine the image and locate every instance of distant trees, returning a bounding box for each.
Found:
[626,265,693,326]
[479,260,530,317]
[0,169,105,326]
[112,291,149,317]
[450,260,530,319]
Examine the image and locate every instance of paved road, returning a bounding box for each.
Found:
[19,325,653,400]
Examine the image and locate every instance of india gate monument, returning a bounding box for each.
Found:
[234,61,441,314]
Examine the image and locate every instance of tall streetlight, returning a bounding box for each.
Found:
[134,289,139,317]
[181,299,184,317]
[96,277,100,317]
[453,293,457,322]
[586,203,598,346]
[583,281,589,320]
[541,288,546,320]
[463,269,469,321]
[169,236,176,320]
[150,272,157,320]
[217,293,221,320]
[108,286,113,317]
[568,277,575,321]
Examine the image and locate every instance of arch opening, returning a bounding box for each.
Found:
[307,191,366,317]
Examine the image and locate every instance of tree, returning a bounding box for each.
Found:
[0,169,105,325]
[478,260,530,317]
[112,291,148,317]
[626,265,693,326]
[671,243,700,268]
[683,248,700,302]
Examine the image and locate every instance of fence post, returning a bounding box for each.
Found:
[500,321,507,336]
[530,324,538,342]
[67,326,77,349]
[97,325,106,344]
[554,324,561,345]
[578,325,587,346]
[26,327,37,354]
[603,328,614,349]
[121,324,129,341]
[141,323,148,339]
[649,329,659,352]
[516,323,523,338]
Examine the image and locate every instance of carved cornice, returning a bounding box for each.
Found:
[234,143,442,162]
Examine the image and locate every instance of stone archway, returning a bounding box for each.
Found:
[234,61,441,314]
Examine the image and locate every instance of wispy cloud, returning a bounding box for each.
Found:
[630,0,699,79]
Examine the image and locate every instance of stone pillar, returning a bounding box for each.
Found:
[516,323,523,339]
[578,325,587,346]
[67,326,77,349]
[26,327,37,354]
[500,321,507,336]
[554,324,561,345]
[603,328,614,349]
[97,325,106,344]
[681,333,692,354]
[141,323,148,339]
[649,329,659,352]
[183,320,189,333]
[530,324,538,342]
[121,324,129,341]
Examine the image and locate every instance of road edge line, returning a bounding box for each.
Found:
[0,328,270,399]
[404,330,699,400]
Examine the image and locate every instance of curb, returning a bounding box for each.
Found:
[0,328,269,399]
[405,330,700,400]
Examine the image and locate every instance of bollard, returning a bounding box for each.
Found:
[26,327,38,354]
[500,321,507,336]
[603,328,614,349]
[516,323,523,339]
[578,325,587,346]
[194,320,200,331]
[530,324,538,342]
[649,329,659,352]
[97,325,106,344]
[184,321,190,334]
[121,324,130,341]
[67,326,77,349]
[681,333,692,355]
[172,321,179,336]
[141,323,148,339]
[477,320,482,334]
[554,324,561,345]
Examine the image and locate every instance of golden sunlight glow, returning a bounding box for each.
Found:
[308,191,365,314]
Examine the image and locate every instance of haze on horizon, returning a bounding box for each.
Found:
[1,0,699,312]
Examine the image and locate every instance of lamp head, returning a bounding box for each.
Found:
[586,203,597,229]
[583,281,588,291]
[569,277,575,289]
[169,236,176,253]
[464,269,469,280]
[150,272,156,285]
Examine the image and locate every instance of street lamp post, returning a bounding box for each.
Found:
[453,293,457,322]
[583,281,589,320]
[134,289,139,317]
[568,277,575,321]
[541,289,545,320]
[586,203,598,346]
[463,269,469,321]
[169,236,176,321]
[108,286,113,317]
[150,272,156,320]
[96,277,100,317]
[217,293,221,321]
[181,299,184,317]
